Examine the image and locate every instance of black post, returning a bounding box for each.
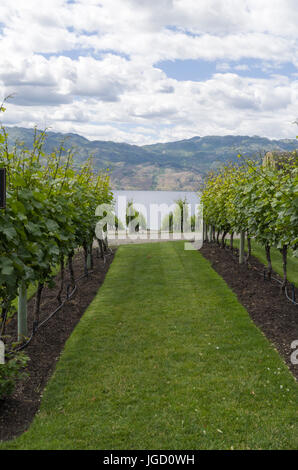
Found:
[0,168,6,209]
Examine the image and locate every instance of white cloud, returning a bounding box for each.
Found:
[0,0,298,143]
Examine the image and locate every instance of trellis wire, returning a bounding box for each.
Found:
[5,247,114,357]
[206,241,298,307]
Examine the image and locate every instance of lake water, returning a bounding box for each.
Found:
[112,190,201,230]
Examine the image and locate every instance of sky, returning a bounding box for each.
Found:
[0,0,298,145]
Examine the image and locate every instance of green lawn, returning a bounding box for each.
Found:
[1,242,297,450]
[226,238,298,285]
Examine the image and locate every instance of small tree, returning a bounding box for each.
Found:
[126,200,146,232]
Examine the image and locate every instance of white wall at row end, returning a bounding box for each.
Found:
[112,190,201,231]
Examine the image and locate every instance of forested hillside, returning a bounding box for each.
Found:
[5,127,298,190]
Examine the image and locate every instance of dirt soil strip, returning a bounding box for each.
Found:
[200,243,298,381]
[0,248,115,442]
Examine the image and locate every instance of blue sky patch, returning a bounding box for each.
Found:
[155,58,298,81]
[155,59,215,81]
[165,25,198,38]
[40,49,130,61]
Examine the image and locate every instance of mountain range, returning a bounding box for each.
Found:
[4,126,298,190]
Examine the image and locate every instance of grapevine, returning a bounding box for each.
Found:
[201,152,298,288]
[0,123,113,349]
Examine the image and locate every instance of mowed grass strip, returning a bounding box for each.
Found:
[1,242,297,450]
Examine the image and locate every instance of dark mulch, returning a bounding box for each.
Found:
[0,248,115,442]
[200,242,298,380]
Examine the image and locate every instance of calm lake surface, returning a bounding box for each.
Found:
[112,190,201,230]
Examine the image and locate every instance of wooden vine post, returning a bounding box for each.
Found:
[0,339,5,364]
[209,225,212,241]
[203,220,207,241]
[18,281,27,341]
[87,248,92,270]
[239,231,245,264]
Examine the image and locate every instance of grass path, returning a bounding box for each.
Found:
[1,242,297,449]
